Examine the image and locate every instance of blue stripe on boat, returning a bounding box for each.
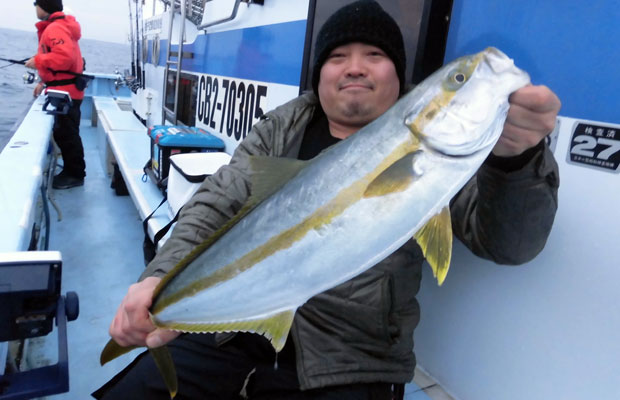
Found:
[149,20,307,87]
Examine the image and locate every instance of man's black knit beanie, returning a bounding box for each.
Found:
[312,0,406,95]
[36,0,63,14]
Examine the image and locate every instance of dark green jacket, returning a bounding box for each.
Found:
[142,93,559,389]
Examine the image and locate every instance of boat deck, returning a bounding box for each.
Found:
[31,119,145,398]
[31,115,448,399]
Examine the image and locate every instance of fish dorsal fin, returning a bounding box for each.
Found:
[155,309,296,352]
[414,206,453,286]
[152,157,308,301]
[364,152,419,198]
[249,156,308,202]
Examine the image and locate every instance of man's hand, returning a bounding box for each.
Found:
[493,85,561,157]
[25,57,36,69]
[109,276,180,348]
[33,82,44,97]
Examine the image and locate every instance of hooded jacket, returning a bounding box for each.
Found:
[34,12,84,100]
[142,93,559,389]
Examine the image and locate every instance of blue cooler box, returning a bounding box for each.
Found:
[147,125,225,187]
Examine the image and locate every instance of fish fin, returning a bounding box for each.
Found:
[149,346,178,399]
[414,206,453,286]
[152,157,307,301]
[100,339,178,399]
[364,152,418,198]
[249,156,308,202]
[155,309,296,352]
[100,339,139,365]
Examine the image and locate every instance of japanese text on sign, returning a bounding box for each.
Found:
[568,122,620,173]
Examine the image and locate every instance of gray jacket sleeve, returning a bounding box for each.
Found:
[450,143,560,265]
[140,117,277,280]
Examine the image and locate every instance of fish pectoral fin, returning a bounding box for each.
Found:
[364,152,419,198]
[157,309,296,352]
[100,339,139,365]
[249,156,308,204]
[149,346,178,399]
[414,206,453,286]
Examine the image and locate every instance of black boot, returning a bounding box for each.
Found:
[52,170,84,189]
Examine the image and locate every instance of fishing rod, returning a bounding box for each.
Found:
[0,57,30,69]
[0,56,37,83]
[0,55,94,88]
[135,0,142,86]
[0,57,29,65]
[128,0,136,77]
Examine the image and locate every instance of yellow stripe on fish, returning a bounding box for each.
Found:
[152,138,420,315]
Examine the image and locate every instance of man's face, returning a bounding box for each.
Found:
[318,42,400,135]
[35,5,48,20]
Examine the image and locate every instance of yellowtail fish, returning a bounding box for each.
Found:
[101,47,530,398]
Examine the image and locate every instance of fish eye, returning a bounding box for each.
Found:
[452,72,466,84]
[443,69,470,92]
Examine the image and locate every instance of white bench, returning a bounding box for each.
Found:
[92,97,173,246]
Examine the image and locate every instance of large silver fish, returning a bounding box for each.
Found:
[101,47,530,398]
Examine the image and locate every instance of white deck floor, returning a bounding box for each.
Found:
[31,120,145,398]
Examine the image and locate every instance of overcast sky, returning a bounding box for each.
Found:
[0,0,155,44]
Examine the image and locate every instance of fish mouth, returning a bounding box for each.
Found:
[483,47,513,73]
[482,47,530,84]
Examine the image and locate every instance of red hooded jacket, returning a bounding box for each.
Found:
[34,12,84,100]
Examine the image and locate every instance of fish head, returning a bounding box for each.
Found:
[404,47,530,156]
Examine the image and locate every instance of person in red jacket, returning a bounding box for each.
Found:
[26,0,86,189]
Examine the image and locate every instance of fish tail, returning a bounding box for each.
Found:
[149,346,178,399]
[100,339,178,398]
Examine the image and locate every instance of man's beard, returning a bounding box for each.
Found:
[341,100,373,120]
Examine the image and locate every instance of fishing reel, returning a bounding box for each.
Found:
[114,70,127,91]
[22,71,37,85]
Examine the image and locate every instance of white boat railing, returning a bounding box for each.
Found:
[0,98,54,252]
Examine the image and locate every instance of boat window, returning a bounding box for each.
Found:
[187,0,208,26]
[153,36,160,65]
[143,38,149,64]
[300,0,452,92]
[165,71,198,126]
[164,0,209,26]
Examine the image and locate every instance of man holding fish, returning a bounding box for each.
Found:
[94,1,560,399]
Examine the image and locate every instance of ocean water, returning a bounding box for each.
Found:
[0,27,130,151]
